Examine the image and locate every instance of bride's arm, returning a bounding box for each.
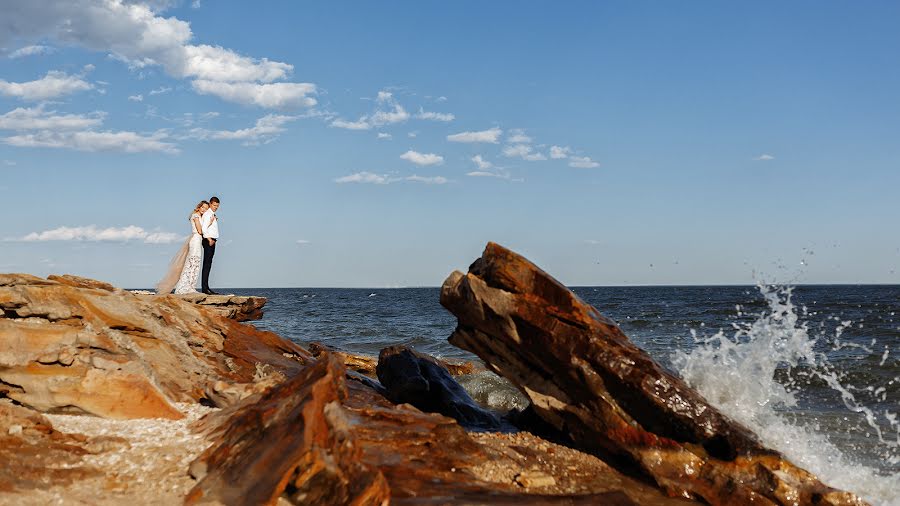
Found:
[192,215,203,235]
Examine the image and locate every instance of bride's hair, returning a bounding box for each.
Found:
[190,200,210,218]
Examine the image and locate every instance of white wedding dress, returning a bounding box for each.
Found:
[156,213,203,295]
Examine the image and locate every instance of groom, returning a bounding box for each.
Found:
[201,196,220,295]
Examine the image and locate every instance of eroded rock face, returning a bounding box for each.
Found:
[187,353,390,506]
[440,243,867,506]
[375,345,504,430]
[0,273,311,420]
[171,292,267,322]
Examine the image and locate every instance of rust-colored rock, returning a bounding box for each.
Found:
[376,345,504,430]
[440,243,866,506]
[187,353,390,506]
[0,273,311,419]
[0,400,97,493]
[308,341,477,378]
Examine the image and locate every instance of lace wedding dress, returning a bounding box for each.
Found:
[156,213,203,295]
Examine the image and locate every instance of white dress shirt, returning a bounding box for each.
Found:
[201,208,219,239]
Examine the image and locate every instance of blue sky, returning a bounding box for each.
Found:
[1,1,898,288]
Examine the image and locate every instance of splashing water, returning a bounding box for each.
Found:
[671,284,900,505]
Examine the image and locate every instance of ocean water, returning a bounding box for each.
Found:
[229,284,900,505]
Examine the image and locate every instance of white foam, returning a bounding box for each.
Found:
[671,284,900,505]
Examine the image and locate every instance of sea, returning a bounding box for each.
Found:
[226,284,900,505]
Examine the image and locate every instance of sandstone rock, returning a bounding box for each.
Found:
[375,345,505,430]
[440,243,867,506]
[309,341,477,377]
[138,292,268,322]
[0,273,311,419]
[187,353,390,506]
[0,400,98,493]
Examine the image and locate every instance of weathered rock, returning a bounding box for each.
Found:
[187,353,390,506]
[375,345,505,430]
[0,400,98,493]
[0,273,311,419]
[440,243,866,506]
[309,341,477,377]
[170,292,268,322]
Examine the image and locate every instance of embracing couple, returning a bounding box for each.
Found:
[156,196,222,295]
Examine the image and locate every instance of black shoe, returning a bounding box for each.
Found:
[205,289,220,295]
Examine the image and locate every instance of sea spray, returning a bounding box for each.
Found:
[671,284,900,505]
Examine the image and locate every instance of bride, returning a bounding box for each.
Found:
[156,200,209,295]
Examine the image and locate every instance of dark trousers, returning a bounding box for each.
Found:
[201,239,216,292]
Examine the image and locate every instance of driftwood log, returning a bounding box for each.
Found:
[440,242,866,506]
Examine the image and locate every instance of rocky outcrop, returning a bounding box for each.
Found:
[308,341,477,377]
[440,243,866,506]
[173,292,267,322]
[375,345,505,430]
[0,273,310,420]
[187,353,390,506]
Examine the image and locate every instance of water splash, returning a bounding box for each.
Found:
[671,284,900,505]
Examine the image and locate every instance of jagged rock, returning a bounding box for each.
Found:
[170,292,268,322]
[0,273,311,419]
[187,353,390,506]
[309,341,477,377]
[440,243,867,506]
[375,345,505,430]
[0,400,98,493]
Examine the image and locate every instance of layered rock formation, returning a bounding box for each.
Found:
[0,273,309,420]
[440,242,866,505]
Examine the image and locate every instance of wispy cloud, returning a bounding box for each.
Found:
[549,145,572,159]
[8,45,55,59]
[0,106,104,131]
[447,127,502,144]
[406,174,449,184]
[335,171,391,184]
[296,239,312,245]
[149,86,172,95]
[568,156,600,168]
[377,132,392,140]
[0,71,93,101]
[754,154,775,161]
[4,130,177,154]
[188,114,297,145]
[400,150,443,166]
[415,108,455,122]
[128,94,144,102]
[11,225,181,244]
[192,80,317,109]
[472,155,493,170]
[507,128,532,144]
[503,143,547,161]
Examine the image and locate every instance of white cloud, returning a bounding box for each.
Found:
[436,96,447,102]
[415,108,454,122]
[0,1,312,107]
[568,156,600,168]
[400,150,443,166]
[0,71,93,101]
[128,94,144,102]
[754,154,775,161]
[507,129,532,144]
[550,145,572,159]
[192,80,316,109]
[406,175,448,185]
[370,103,408,126]
[8,45,55,58]
[330,118,371,130]
[189,114,297,145]
[191,0,202,8]
[4,129,178,154]
[472,155,493,170]
[0,106,104,131]
[335,172,391,184]
[296,239,311,245]
[377,132,392,140]
[503,143,547,161]
[407,132,417,138]
[447,127,502,144]
[16,225,180,244]
[149,86,172,95]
